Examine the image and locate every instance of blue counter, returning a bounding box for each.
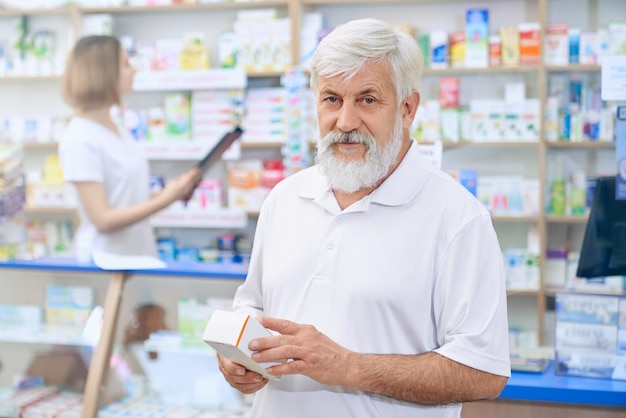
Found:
[504,362,626,407]
[0,257,248,280]
[1,258,625,408]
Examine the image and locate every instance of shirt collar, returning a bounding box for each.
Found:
[297,141,431,210]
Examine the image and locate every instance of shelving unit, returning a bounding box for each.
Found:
[0,0,613,306]
[0,0,619,336]
[0,0,624,416]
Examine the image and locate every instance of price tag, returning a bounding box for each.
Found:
[601,55,626,101]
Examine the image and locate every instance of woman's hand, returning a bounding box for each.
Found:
[160,167,203,206]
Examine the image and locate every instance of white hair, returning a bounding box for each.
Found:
[309,18,423,106]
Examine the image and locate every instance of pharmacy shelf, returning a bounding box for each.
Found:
[491,215,539,223]
[133,68,246,92]
[248,70,287,78]
[0,6,71,16]
[545,64,601,72]
[441,141,540,149]
[0,257,248,279]
[506,289,540,296]
[544,288,626,297]
[303,0,477,4]
[0,325,92,347]
[241,141,285,149]
[141,334,214,356]
[79,1,289,14]
[22,206,76,216]
[21,142,58,150]
[140,139,234,160]
[544,141,615,149]
[0,76,61,82]
[544,215,589,224]
[423,65,540,76]
[150,206,247,229]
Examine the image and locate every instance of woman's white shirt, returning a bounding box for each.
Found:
[59,117,157,257]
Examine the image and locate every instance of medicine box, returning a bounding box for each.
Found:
[203,309,283,380]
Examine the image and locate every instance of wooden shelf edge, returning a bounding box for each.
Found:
[491,215,539,223]
[438,141,540,148]
[0,6,72,16]
[21,142,59,150]
[423,65,540,75]
[544,288,626,297]
[507,289,540,296]
[79,0,288,14]
[544,140,615,149]
[304,0,493,5]
[0,76,61,82]
[545,64,601,72]
[22,206,77,215]
[544,214,589,224]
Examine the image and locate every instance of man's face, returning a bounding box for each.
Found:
[315,61,408,193]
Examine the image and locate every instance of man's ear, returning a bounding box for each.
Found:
[402,91,420,130]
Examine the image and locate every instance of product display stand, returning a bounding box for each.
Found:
[0,258,248,418]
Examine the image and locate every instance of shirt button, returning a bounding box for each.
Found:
[327,241,335,249]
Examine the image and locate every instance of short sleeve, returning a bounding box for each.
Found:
[432,214,511,377]
[59,131,103,183]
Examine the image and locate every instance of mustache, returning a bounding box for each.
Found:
[323,130,372,145]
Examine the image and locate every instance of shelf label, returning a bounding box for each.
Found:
[416,141,442,169]
[141,138,221,160]
[151,207,247,228]
[601,55,626,101]
[133,68,247,91]
[140,138,241,160]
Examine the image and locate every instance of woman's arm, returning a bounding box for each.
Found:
[74,167,201,233]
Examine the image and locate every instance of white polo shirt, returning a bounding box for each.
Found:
[234,141,510,418]
[59,117,157,257]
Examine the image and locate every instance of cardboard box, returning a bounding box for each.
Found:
[203,310,283,380]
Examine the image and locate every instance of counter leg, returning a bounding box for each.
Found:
[81,272,127,418]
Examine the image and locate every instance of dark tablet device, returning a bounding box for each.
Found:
[196,126,244,173]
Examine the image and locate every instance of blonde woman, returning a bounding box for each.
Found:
[59,36,200,258]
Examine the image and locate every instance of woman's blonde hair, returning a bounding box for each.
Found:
[62,35,121,111]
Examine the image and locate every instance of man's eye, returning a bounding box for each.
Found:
[363,98,375,104]
[325,97,338,103]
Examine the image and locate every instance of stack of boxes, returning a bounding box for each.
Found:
[242,87,287,143]
[556,293,626,381]
[191,89,244,141]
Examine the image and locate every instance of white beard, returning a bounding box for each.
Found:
[315,115,404,194]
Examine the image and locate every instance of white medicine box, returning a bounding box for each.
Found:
[203,309,283,380]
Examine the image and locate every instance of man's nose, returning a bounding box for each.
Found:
[335,103,361,132]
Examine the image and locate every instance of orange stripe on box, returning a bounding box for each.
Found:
[235,315,250,347]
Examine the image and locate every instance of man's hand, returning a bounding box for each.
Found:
[216,353,268,394]
[250,316,355,387]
